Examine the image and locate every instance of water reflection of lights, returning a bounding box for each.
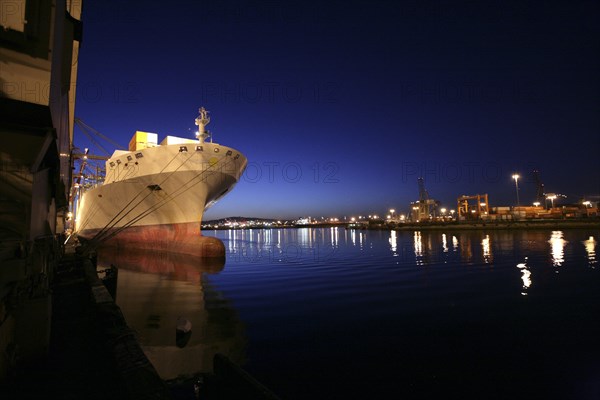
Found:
[263,229,272,246]
[348,228,366,248]
[517,258,532,295]
[442,233,448,253]
[584,236,597,267]
[298,228,313,247]
[549,231,568,267]
[330,227,338,247]
[481,235,492,263]
[228,229,234,253]
[389,230,397,254]
[414,231,423,265]
[452,235,458,252]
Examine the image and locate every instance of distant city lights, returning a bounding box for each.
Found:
[201,194,597,230]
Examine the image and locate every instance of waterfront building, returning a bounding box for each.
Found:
[0,0,82,378]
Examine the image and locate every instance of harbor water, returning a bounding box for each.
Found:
[98,228,600,399]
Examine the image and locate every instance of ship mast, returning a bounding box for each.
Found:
[195,107,211,144]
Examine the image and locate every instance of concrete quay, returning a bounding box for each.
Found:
[1,244,279,400]
[2,246,169,399]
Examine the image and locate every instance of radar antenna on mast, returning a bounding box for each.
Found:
[195,107,211,143]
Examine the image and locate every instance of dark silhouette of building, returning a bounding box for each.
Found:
[0,0,82,378]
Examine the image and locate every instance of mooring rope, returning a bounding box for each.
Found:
[83,152,239,250]
[86,150,193,243]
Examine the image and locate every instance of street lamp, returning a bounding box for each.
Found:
[512,174,520,206]
[547,194,557,208]
[389,209,395,220]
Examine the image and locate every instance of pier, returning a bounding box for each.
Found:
[2,242,280,399]
[2,244,167,399]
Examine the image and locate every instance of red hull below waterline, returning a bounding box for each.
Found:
[78,222,225,258]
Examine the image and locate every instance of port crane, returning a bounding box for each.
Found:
[533,169,545,206]
[532,169,572,209]
[411,177,439,221]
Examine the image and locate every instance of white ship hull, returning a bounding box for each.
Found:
[75,140,246,256]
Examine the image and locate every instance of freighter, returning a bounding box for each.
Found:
[74,108,246,257]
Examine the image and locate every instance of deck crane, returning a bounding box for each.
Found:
[74,118,125,156]
[65,119,120,236]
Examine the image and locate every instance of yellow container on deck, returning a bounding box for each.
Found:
[129,131,158,151]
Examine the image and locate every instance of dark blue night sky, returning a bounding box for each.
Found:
[74,0,600,219]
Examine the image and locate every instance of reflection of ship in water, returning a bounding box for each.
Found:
[96,248,245,381]
[98,247,225,283]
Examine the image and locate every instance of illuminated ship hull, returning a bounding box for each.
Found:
[75,139,246,257]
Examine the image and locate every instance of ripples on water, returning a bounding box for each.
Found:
[100,228,600,399]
